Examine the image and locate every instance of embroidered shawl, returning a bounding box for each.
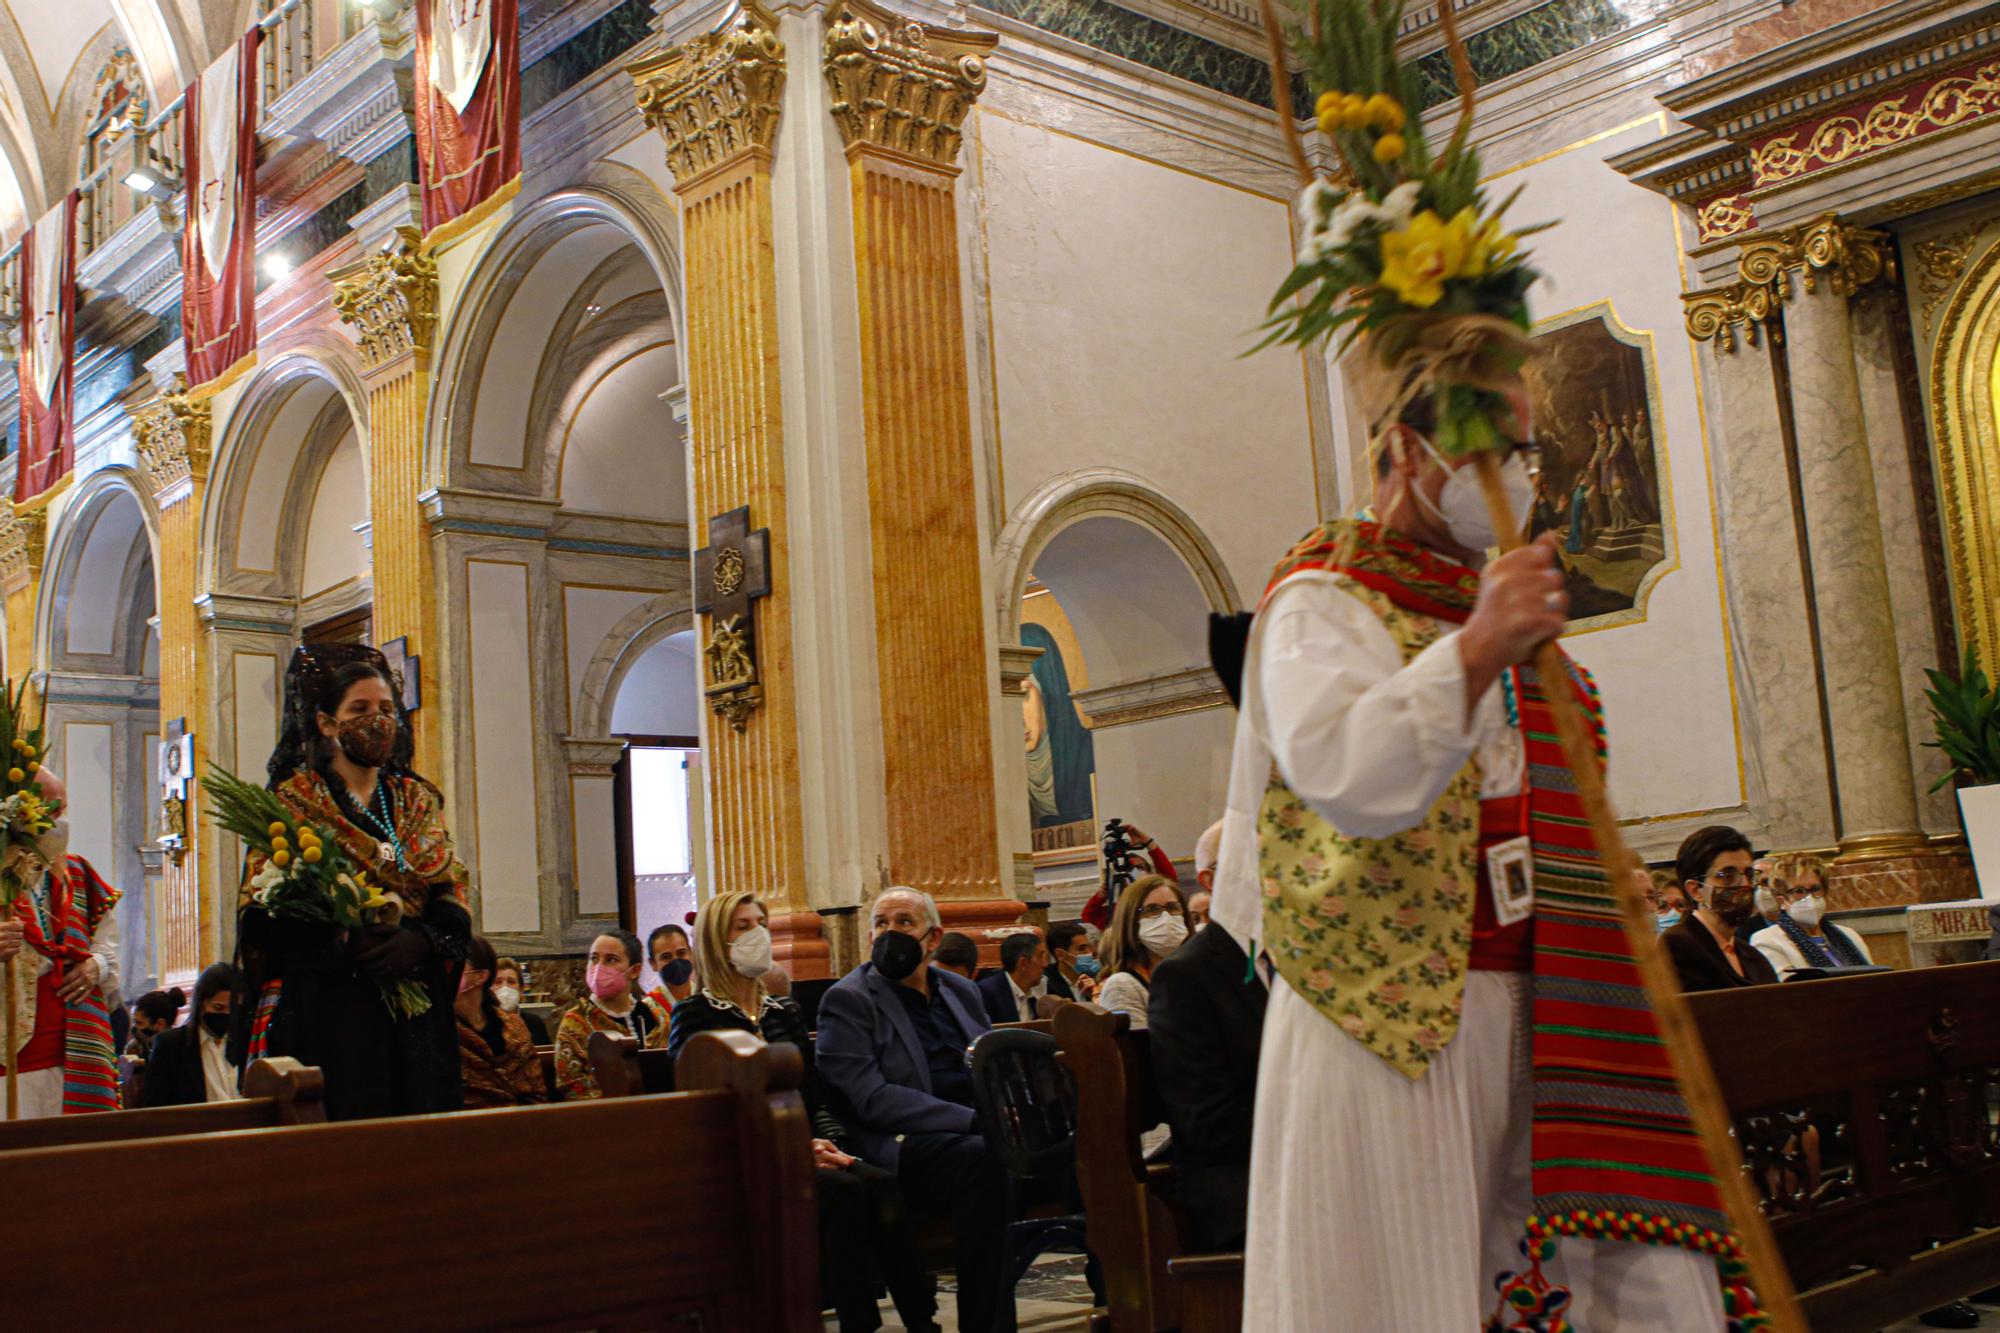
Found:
[8,854,121,1113]
[244,770,471,915]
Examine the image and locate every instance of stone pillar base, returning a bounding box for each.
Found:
[770,910,833,981]
[937,898,1030,969]
[1827,846,1975,909]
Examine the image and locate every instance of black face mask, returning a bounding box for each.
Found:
[660,958,694,987]
[871,929,925,982]
[201,1012,231,1038]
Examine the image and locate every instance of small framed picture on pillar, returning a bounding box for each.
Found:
[380,636,422,714]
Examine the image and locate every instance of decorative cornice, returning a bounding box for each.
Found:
[1072,665,1230,729]
[1748,57,2000,187]
[1695,192,1756,244]
[1683,214,1893,350]
[329,225,438,372]
[628,4,787,188]
[998,641,1044,697]
[822,0,996,168]
[134,372,213,501]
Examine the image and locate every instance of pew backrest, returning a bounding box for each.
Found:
[0,1031,819,1332]
[1056,1002,1181,1330]
[1687,961,2000,1333]
[0,1057,325,1152]
[590,1030,676,1097]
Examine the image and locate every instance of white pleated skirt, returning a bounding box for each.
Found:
[1243,971,1727,1331]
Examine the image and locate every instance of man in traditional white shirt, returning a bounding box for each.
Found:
[1210,387,1731,1331]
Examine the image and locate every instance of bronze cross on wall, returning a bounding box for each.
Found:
[693,505,772,732]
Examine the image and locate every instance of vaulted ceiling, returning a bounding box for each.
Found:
[0,0,252,239]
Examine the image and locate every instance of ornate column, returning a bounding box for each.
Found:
[330,226,443,783]
[630,9,823,976]
[822,0,1020,942]
[0,503,39,684]
[135,377,213,976]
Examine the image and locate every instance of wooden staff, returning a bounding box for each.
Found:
[4,953,14,1120]
[1472,452,1803,1331]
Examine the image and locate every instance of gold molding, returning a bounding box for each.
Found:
[1695,193,1755,244]
[1914,220,1988,332]
[134,372,213,500]
[628,3,786,188]
[822,0,995,168]
[329,225,439,372]
[1834,831,1942,864]
[1928,232,2000,691]
[1083,687,1231,730]
[1750,59,2000,188]
[0,503,28,585]
[1682,215,1892,350]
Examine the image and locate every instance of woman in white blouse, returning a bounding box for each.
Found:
[1750,852,1873,978]
[1094,874,1189,1030]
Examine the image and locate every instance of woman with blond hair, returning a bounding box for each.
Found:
[1095,873,1190,1031]
[670,891,936,1331]
[1750,852,1872,977]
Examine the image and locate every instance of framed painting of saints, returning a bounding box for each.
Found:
[1521,301,1675,629]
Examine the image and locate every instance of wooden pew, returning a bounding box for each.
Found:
[1057,1002,1244,1332]
[0,1057,325,1151]
[589,1030,676,1097]
[0,1031,820,1332]
[534,1043,559,1101]
[1687,960,2000,1333]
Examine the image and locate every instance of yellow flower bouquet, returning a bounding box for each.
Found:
[1258,0,1549,458]
[0,677,62,906]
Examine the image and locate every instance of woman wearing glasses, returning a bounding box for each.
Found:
[1661,826,1780,992]
[1749,852,1872,978]
[1095,873,1190,1030]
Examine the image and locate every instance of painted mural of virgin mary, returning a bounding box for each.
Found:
[1020,622,1095,831]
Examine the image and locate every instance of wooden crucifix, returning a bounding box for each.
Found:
[693,505,772,732]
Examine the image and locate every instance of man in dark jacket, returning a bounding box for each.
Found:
[817,887,1013,1333]
[977,930,1047,1025]
[1147,917,1266,1250]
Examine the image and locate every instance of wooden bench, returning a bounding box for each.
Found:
[0,1030,820,1331]
[1056,1002,1243,1332]
[0,1057,326,1151]
[534,1043,559,1101]
[590,1030,676,1097]
[1687,960,2000,1333]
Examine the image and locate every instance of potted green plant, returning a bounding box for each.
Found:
[1924,647,2000,892]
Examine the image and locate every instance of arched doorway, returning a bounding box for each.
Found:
[39,475,162,991]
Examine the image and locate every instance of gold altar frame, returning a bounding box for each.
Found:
[1929,234,2000,674]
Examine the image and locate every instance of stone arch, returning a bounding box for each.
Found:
[36,465,162,673]
[200,336,371,599]
[992,468,1242,645]
[573,594,697,741]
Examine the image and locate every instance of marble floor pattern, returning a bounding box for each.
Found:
[822,1253,1095,1331]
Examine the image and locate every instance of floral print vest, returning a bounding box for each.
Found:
[1258,576,1481,1080]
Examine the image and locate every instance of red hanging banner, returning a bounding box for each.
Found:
[415,0,521,245]
[182,28,261,394]
[16,193,77,503]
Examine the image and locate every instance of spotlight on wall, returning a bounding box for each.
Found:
[262,252,294,281]
[123,162,179,199]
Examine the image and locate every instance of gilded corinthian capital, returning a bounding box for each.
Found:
[822,0,996,168]
[1737,214,1892,299]
[135,373,214,500]
[629,5,787,186]
[1682,281,1775,351]
[330,225,439,372]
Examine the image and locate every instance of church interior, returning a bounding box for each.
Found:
[4,0,2000,1329]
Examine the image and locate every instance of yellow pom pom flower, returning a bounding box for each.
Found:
[1315,90,1342,117]
[1339,95,1372,130]
[1378,209,1475,309]
[6,768,22,783]
[24,761,36,775]
[271,850,292,868]
[271,836,289,853]
[1365,94,1406,132]
[1317,108,1341,137]
[303,847,322,864]
[10,738,25,752]
[1373,133,1407,164]
[268,821,287,837]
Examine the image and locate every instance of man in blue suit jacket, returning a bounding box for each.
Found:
[976,930,1047,1026]
[818,887,1013,1333]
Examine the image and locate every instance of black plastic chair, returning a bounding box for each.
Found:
[969,1027,1092,1298]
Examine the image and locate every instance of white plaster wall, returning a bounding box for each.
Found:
[562,585,650,728]
[978,110,1320,599]
[235,384,332,575]
[609,631,700,737]
[557,344,687,522]
[468,561,543,934]
[232,651,280,775]
[1503,119,1743,824]
[63,720,116,869]
[64,500,142,655]
[300,427,370,597]
[571,774,619,916]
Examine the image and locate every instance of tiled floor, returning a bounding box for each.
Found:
[823,1253,1096,1331]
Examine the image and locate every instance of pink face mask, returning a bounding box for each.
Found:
[586,962,630,1001]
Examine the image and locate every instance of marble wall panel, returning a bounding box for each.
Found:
[468,559,545,935]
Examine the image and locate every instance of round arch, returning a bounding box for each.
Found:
[992,469,1243,644]
[1931,234,2000,678]
[201,337,371,597]
[35,465,163,672]
[427,168,686,493]
[573,594,698,741]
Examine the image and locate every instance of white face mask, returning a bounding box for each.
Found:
[1138,913,1188,958]
[1407,436,1532,553]
[1786,895,1823,929]
[493,985,521,1012]
[729,925,774,979]
[1753,886,1778,917]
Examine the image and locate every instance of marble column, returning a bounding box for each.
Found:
[135,378,213,976]
[1781,276,1926,854]
[822,0,1021,951]
[1688,329,1835,851]
[630,9,824,977]
[330,226,444,784]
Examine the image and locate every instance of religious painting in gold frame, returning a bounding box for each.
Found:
[1021,582,1098,867]
[1521,301,1675,630]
